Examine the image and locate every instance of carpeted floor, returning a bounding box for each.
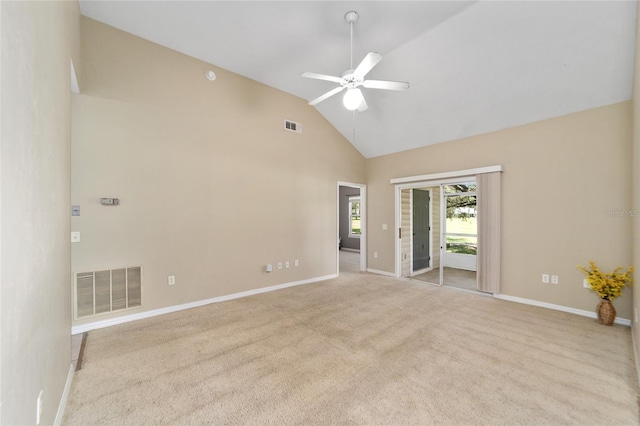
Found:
[63,269,639,425]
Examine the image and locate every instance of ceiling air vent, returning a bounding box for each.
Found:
[284,120,302,134]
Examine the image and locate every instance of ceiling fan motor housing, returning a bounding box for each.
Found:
[344,11,359,24]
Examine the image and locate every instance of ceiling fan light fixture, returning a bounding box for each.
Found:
[343,88,363,110]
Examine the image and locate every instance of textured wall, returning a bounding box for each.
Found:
[1,1,80,423]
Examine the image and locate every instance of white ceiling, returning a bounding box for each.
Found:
[79,1,637,158]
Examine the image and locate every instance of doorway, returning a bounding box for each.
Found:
[337,182,366,274]
[412,189,430,273]
[396,179,478,292]
[441,182,477,291]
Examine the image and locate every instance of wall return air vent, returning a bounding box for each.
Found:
[284,120,302,134]
[74,266,142,319]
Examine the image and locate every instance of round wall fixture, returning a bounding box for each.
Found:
[205,70,216,81]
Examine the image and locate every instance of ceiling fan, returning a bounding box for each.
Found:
[302,11,409,112]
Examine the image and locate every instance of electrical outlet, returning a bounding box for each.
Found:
[168,275,175,286]
[551,275,559,284]
[285,261,290,269]
[294,259,299,267]
[542,274,549,283]
[71,231,80,243]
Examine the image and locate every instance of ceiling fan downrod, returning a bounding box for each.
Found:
[345,11,358,70]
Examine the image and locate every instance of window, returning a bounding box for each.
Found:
[444,184,477,255]
[348,197,361,238]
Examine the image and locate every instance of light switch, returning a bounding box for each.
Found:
[71,232,80,243]
[382,224,388,230]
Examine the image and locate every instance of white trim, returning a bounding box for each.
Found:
[390,165,503,185]
[71,274,336,334]
[54,364,75,426]
[366,268,396,277]
[494,294,631,326]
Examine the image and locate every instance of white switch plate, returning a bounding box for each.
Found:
[551,275,558,284]
[374,252,378,258]
[278,262,282,269]
[168,275,175,286]
[294,259,299,267]
[382,224,388,230]
[71,231,80,243]
[583,279,590,289]
[542,274,549,283]
[285,261,290,268]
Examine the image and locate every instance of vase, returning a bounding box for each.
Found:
[596,299,616,326]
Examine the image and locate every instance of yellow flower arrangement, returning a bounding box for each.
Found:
[577,261,633,301]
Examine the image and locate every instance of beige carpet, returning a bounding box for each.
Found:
[63,271,639,425]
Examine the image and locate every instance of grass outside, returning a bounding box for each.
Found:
[446,217,477,255]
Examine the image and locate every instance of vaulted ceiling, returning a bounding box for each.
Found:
[79,1,637,158]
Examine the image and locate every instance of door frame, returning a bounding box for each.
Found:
[337,181,367,274]
[410,188,433,276]
[394,176,472,279]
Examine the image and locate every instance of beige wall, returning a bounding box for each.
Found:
[632,0,640,380]
[367,102,633,319]
[71,18,365,326]
[1,1,80,424]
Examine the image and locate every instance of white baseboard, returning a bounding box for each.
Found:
[54,364,74,426]
[494,294,631,326]
[72,274,337,334]
[366,268,396,277]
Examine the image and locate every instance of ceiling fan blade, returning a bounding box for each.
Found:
[308,86,345,106]
[362,79,410,91]
[301,72,343,84]
[354,52,382,78]
[357,94,368,112]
